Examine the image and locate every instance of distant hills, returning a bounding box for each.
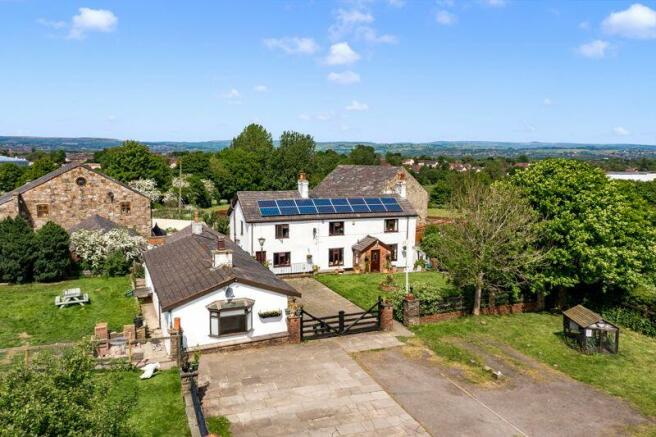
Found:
[2,136,656,159]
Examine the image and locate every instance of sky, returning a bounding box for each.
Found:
[0,0,655,145]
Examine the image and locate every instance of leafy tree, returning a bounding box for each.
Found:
[18,158,57,186]
[430,179,453,206]
[102,250,131,277]
[179,151,212,179]
[385,151,403,166]
[97,141,172,188]
[231,123,274,155]
[312,150,345,186]
[0,163,24,192]
[210,148,265,199]
[0,217,35,283]
[614,180,656,207]
[269,131,316,190]
[33,222,71,282]
[0,344,131,436]
[422,181,544,315]
[509,159,656,301]
[347,145,378,165]
[185,175,212,208]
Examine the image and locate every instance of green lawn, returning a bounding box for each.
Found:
[413,313,656,417]
[427,207,460,219]
[316,271,453,310]
[0,276,139,349]
[98,368,190,436]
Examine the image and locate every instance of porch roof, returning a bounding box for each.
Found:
[352,235,390,253]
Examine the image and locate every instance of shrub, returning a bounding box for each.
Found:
[0,217,35,283]
[602,306,656,337]
[71,228,146,274]
[0,344,131,436]
[387,282,463,319]
[103,250,132,277]
[33,221,71,282]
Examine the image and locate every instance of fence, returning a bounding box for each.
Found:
[271,262,313,276]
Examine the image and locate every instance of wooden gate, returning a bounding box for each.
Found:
[301,298,382,341]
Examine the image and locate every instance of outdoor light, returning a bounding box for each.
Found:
[225,286,235,301]
[258,237,265,250]
[403,243,410,295]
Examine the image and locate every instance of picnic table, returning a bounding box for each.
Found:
[55,288,90,308]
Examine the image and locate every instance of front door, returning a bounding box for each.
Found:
[371,250,381,272]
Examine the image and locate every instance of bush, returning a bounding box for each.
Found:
[387,282,463,319]
[33,222,71,282]
[103,250,132,277]
[71,229,146,274]
[0,217,35,283]
[0,344,131,436]
[602,306,656,337]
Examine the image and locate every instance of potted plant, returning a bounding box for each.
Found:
[258,309,283,320]
[378,274,399,292]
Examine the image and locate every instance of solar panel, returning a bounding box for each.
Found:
[316,205,336,214]
[276,199,296,207]
[260,207,280,216]
[257,197,403,217]
[334,205,353,213]
[351,204,370,213]
[384,204,403,212]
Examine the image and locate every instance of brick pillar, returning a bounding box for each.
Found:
[287,315,301,344]
[380,302,393,331]
[403,295,420,327]
[94,322,109,357]
[123,324,136,341]
[169,319,183,366]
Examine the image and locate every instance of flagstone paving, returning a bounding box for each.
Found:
[199,338,428,436]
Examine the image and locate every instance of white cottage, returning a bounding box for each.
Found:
[143,222,301,352]
[229,169,420,275]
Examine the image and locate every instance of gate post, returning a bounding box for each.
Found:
[380,301,394,332]
[287,311,301,344]
[338,311,345,334]
[403,294,420,327]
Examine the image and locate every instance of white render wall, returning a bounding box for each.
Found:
[230,209,418,272]
[158,282,289,351]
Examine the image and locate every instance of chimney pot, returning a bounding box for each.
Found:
[217,237,225,250]
[298,172,310,199]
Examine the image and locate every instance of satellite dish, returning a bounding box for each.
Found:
[225,287,235,300]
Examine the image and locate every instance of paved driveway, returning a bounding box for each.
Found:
[199,337,427,436]
[286,277,363,317]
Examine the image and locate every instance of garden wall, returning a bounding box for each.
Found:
[418,301,541,324]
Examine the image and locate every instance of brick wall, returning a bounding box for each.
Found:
[14,166,151,236]
[418,301,540,324]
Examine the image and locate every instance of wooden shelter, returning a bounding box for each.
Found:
[563,305,619,354]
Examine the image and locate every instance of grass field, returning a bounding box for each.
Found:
[0,276,139,349]
[316,271,453,310]
[427,207,460,219]
[413,313,656,417]
[98,368,190,436]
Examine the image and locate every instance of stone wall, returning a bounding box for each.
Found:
[14,166,151,236]
[417,301,540,324]
[0,195,19,219]
[385,168,428,225]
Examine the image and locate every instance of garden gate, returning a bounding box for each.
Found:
[300,297,383,340]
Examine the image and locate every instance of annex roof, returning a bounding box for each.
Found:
[143,224,300,311]
[68,214,138,235]
[352,235,391,253]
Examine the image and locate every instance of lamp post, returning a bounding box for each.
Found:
[258,237,265,264]
[402,243,409,295]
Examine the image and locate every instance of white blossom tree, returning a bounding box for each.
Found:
[70,229,147,273]
[128,179,162,203]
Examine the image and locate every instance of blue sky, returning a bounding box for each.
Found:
[1,1,655,144]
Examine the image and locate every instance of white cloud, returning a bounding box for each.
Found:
[316,113,333,121]
[579,21,591,30]
[388,0,406,7]
[222,89,241,103]
[263,37,319,54]
[602,3,656,39]
[37,18,67,30]
[346,100,369,111]
[577,40,609,59]
[337,9,373,25]
[298,114,311,121]
[298,112,333,121]
[68,8,117,39]
[482,0,507,7]
[543,97,553,106]
[436,10,457,26]
[327,71,361,85]
[324,42,360,65]
[613,126,630,136]
[357,27,398,44]
[436,0,455,7]
[253,85,268,92]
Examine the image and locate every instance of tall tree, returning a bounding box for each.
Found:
[17,158,57,186]
[33,222,72,282]
[0,163,24,192]
[97,140,172,188]
[312,150,346,186]
[0,217,35,283]
[422,181,544,315]
[270,131,316,190]
[231,123,274,156]
[178,151,212,179]
[210,148,265,200]
[510,159,656,301]
[347,144,379,165]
